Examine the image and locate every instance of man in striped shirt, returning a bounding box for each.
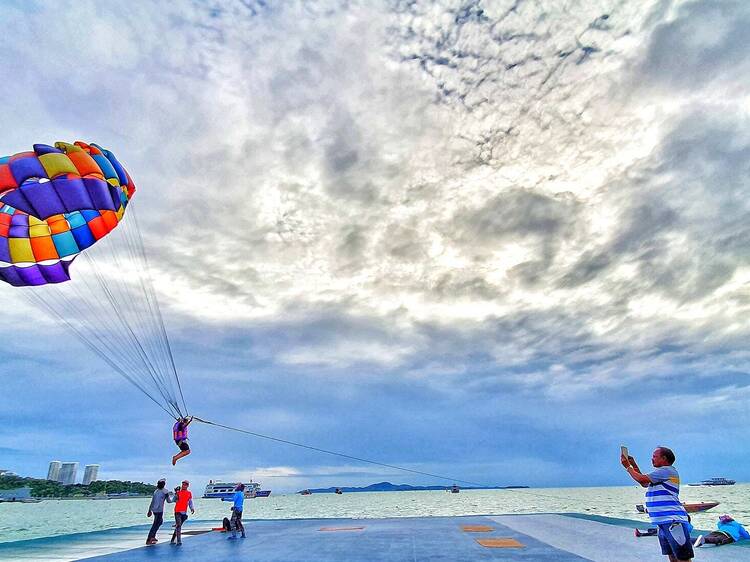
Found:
[622,446,693,562]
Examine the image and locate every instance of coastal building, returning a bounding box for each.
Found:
[82,465,100,485]
[59,462,78,485]
[47,461,62,481]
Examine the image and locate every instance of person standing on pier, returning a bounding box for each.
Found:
[622,446,693,562]
[222,483,246,539]
[171,480,195,546]
[146,478,174,545]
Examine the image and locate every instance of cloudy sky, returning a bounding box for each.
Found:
[1,0,749,492]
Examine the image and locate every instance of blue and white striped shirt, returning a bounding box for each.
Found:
[645,466,689,524]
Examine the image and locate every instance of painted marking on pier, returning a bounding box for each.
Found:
[318,526,365,532]
[476,538,525,548]
[462,525,494,532]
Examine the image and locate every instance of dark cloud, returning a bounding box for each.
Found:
[561,109,750,303]
[559,199,678,289]
[454,190,579,242]
[335,224,369,268]
[449,189,580,286]
[638,0,750,93]
[431,272,502,301]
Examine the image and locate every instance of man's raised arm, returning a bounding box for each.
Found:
[621,454,651,487]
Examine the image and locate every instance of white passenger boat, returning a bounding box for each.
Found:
[203,480,271,499]
[687,477,736,486]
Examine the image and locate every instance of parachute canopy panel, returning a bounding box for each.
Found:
[0,141,136,286]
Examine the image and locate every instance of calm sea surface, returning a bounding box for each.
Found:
[1,485,749,543]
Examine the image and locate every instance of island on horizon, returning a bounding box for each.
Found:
[297,481,529,494]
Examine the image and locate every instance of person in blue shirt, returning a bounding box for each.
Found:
[694,515,750,547]
[221,483,246,539]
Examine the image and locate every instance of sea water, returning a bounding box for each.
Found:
[1,485,749,544]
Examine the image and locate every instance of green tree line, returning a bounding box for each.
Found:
[0,475,155,498]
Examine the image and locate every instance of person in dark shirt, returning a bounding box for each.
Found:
[146,479,173,545]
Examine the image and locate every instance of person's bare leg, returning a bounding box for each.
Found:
[171,450,191,465]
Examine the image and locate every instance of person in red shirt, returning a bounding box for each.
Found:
[170,480,195,546]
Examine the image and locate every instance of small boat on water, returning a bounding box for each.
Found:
[687,477,736,486]
[636,501,720,514]
[203,480,271,499]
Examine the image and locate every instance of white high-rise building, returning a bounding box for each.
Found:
[82,464,100,486]
[58,462,78,485]
[47,461,62,481]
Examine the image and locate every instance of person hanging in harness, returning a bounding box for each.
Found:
[172,416,194,465]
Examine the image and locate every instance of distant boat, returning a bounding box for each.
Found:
[636,501,720,514]
[450,484,460,494]
[687,477,736,486]
[300,489,312,495]
[203,480,271,499]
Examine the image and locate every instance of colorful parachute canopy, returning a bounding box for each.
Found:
[0,141,136,286]
[0,142,186,419]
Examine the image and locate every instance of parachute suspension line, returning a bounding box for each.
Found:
[20,289,177,419]
[106,212,172,398]
[84,200,187,419]
[29,268,134,378]
[193,417,490,488]
[193,417,594,504]
[101,202,183,417]
[128,207,188,417]
[86,214,182,417]
[80,251,181,416]
[126,205,187,417]
[93,216,169,392]
[21,201,188,420]
[25,270,169,413]
[63,252,176,415]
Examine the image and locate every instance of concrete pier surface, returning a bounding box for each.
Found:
[1,513,749,561]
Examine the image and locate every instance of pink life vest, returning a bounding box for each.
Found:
[173,421,188,442]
